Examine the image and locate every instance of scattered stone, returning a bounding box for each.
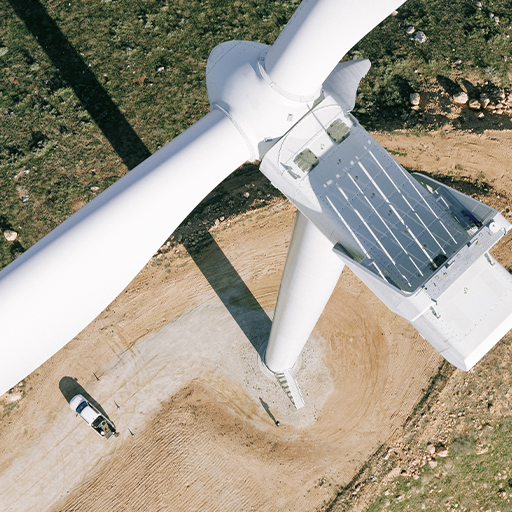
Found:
[243,192,250,198]
[454,58,462,65]
[3,230,17,242]
[426,444,436,455]
[391,10,399,16]
[480,94,490,108]
[496,109,504,115]
[428,460,438,468]
[157,66,165,72]
[90,186,100,191]
[414,31,427,43]
[406,25,415,35]
[476,0,482,6]
[469,99,481,110]
[436,447,449,457]
[0,47,7,57]
[478,112,485,119]
[410,92,421,106]
[453,91,469,105]
[21,194,30,203]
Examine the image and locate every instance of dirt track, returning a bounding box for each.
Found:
[1,128,512,512]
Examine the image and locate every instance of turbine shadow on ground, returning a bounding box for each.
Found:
[10,0,270,355]
[184,227,272,351]
[8,0,151,170]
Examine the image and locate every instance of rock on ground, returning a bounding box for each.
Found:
[3,230,17,242]
[453,91,469,105]
[410,93,421,106]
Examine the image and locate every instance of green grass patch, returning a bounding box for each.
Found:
[363,334,512,512]
[1,0,512,270]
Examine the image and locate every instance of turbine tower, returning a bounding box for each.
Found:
[2,0,512,410]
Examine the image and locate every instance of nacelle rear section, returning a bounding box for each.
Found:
[260,77,512,371]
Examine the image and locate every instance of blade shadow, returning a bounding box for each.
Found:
[10,0,270,353]
[8,0,151,169]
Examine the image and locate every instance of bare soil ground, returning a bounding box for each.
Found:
[1,122,512,512]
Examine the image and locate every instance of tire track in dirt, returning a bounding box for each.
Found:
[49,271,440,512]
[56,384,292,512]
[1,200,444,512]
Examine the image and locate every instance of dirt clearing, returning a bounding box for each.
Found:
[1,127,512,512]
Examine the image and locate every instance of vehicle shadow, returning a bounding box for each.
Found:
[59,376,114,423]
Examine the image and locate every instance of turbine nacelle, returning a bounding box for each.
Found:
[2,0,511,411]
[261,89,512,374]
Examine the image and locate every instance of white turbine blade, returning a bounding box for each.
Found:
[0,110,250,396]
[264,0,406,98]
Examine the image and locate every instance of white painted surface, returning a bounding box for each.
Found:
[282,369,306,409]
[0,0,439,395]
[413,253,512,370]
[322,59,372,112]
[264,0,407,98]
[261,86,512,372]
[206,40,316,160]
[0,111,250,396]
[265,211,344,372]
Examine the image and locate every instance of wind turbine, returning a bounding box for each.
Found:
[2,0,512,410]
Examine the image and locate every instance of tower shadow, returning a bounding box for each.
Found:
[184,227,272,351]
